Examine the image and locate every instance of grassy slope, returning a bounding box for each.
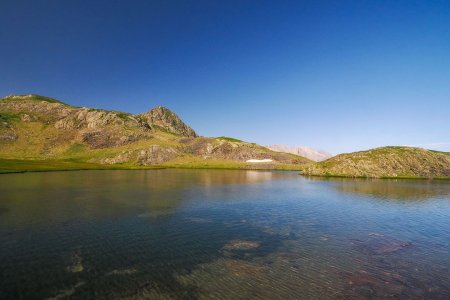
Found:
[0,95,180,160]
[303,146,450,179]
[1,94,69,105]
[0,95,311,172]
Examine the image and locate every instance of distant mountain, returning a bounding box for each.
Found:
[303,146,450,178]
[267,145,332,161]
[0,94,312,169]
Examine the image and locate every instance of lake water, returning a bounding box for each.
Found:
[0,170,449,299]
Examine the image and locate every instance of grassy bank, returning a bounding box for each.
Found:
[301,173,450,180]
[162,157,304,171]
[0,158,305,174]
[0,159,163,174]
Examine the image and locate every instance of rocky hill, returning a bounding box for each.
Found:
[267,145,332,161]
[0,94,311,169]
[139,106,197,138]
[303,146,450,178]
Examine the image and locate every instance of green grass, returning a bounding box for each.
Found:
[0,112,19,123]
[63,143,88,155]
[215,136,243,142]
[0,158,305,174]
[113,111,131,120]
[301,173,368,179]
[0,158,163,174]
[151,125,183,137]
[162,156,305,171]
[1,94,69,105]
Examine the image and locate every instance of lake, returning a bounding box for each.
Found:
[0,169,449,299]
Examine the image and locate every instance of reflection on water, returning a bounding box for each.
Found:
[0,170,449,299]
[308,176,450,201]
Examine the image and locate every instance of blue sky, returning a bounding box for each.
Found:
[1,0,449,154]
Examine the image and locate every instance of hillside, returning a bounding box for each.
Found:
[267,145,332,161]
[0,94,311,171]
[303,146,450,178]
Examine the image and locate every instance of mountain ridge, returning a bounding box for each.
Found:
[267,144,332,161]
[0,94,311,169]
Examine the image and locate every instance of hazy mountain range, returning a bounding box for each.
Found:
[267,145,332,162]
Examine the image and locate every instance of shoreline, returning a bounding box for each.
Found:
[1,159,449,179]
[301,173,450,180]
[0,158,304,174]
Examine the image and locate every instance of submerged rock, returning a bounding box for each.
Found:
[374,240,411,254]
[340,270,405,297]
[106,268,138,276]
[67,252,84,273]
[48,281,85,300]
[223,259,264,277]
[223,240,260,250]
[351,235,412,255]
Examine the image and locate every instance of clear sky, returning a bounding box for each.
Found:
[1,0,449,154]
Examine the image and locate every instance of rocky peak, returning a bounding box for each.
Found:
[139,106,197,137]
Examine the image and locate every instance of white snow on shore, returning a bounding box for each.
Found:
[246,159,273,163]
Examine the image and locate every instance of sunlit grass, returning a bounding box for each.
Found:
[0,158,162,174]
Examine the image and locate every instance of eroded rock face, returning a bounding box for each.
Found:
[98,151,133,164]
[55,109,133,130]
[137,145,179,165]
[139,106,197,137]
[0,120,17,141]
[82,130,144,149]
[186,139,258,160]
[20,114,38,122]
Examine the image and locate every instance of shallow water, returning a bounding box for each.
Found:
[0,170,449,299]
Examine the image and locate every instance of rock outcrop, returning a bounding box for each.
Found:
[0,127,17,141]
[139,106,197,137]
[1,95,196,137]
[137,145,179,165]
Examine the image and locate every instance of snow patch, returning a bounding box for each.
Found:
[246,159,273,163]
